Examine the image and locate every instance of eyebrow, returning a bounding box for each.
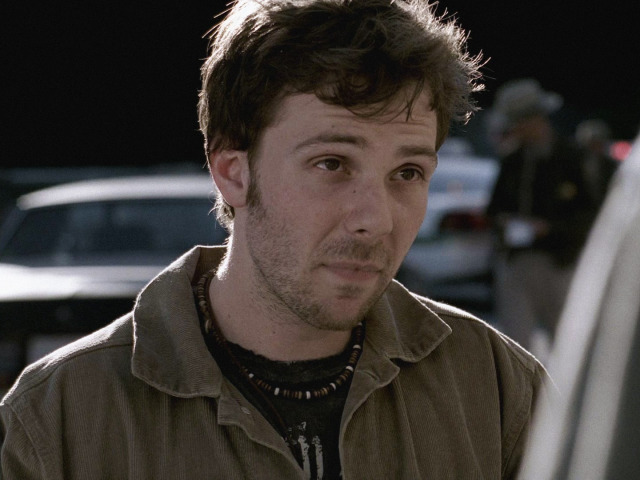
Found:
[293,133,366,151]
[397,145,438,161]
[293,133,437,162]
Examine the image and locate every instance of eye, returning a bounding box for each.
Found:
[315,157,345,172]
[393,166,424,182]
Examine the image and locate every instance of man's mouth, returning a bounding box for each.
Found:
[322,261,383,282]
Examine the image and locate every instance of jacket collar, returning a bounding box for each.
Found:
[131,246,451,397]
[365,280,451,362]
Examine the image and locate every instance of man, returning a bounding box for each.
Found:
[1,1,549,478]
[486,79,616,358]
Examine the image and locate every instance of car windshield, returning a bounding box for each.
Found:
[0,199,228,266]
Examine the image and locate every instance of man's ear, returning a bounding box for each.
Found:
[208,149,251,209]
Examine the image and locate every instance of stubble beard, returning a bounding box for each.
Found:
[245,180,394,332]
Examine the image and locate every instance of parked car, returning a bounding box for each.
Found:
[0,174,228,391]
[518,132,640,479]
[396,151,499,314]
[0,163,205,225]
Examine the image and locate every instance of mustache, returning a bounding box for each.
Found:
[318,239,390,265]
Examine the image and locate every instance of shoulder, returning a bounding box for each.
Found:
[0,314,136,478]
[2,314,134,406]
[414,294,546,382]
[387,290,552,474]
[418,296,553,434]
[381,284,543,378]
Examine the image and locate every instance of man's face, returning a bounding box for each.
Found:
[239,93,438,332]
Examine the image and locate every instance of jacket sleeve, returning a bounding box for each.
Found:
[1,404,47,480]
[502,360,555,479]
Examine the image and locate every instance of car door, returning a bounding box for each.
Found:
[519,133,640,479]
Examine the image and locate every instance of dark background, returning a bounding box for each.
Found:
[4,1,638,169]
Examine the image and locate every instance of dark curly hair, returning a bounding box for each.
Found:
[198,0,484,228]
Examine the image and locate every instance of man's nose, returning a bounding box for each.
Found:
[343,180,394,239]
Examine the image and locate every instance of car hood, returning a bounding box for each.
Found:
[0,263,163,301]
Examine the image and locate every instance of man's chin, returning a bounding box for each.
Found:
[304,315,364,333]
[311,290,388,331]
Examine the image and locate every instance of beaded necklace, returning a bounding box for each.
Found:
[195,269,365,401]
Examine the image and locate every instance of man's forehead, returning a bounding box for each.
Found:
[257,93,438,163]
[270,90,435,127]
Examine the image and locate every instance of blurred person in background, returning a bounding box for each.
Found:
[575,118,612,155]
[486,78,616,359]
[575,118,619,204]
[1,2,550,478]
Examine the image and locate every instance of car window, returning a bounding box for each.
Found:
[0,199,228,265]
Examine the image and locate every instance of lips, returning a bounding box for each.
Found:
[322,262,383,282]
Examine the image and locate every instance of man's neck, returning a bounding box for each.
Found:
[207,244,352,362]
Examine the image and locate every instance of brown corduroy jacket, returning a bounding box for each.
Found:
[1,246,550,479]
